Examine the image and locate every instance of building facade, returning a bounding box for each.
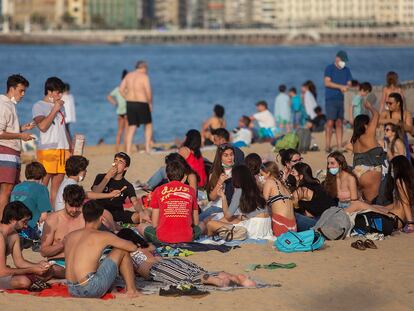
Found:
[88,0,139,29]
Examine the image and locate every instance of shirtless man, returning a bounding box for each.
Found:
[40,184,86,278]
[0,201,51,290]
[119,61,153,154]
[64,200,139,298]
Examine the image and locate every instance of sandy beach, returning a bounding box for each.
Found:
[2,131,413,311]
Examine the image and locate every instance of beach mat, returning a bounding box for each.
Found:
[4,283,115,300]
[114,278,281,295]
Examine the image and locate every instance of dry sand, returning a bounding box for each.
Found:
[1,131,413,311]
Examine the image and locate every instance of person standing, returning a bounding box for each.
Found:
[0,74,34,218]
[32,77,71,208]
[120,61,153,154]
[107,69,129,152]
[324,50,353,153]
[273,85,291,133]
[61,83,76,141]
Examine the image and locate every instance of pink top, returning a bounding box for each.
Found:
[186,151,206,188]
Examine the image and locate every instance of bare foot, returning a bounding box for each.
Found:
[114,290,140,298]
[236,274,257,287]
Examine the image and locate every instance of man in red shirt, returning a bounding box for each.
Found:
[138,161,201,244]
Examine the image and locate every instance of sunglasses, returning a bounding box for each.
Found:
[385,128,392,132]
[218,143,233,150]
[291,157,303,163]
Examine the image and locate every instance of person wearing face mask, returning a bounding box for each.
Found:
[10,162,52,233]
[32,77,71,209]
[200,145,236,222]
[323,152,358,209]
[0,74,35,219]
[324,50,353,153]
[54,156,122,214]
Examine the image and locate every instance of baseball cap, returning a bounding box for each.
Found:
[336,50,349,62]
[114,152,131,167]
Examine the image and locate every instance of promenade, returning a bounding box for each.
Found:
[2,27,414,45]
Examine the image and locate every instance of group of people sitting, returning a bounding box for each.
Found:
[1,95,413,298]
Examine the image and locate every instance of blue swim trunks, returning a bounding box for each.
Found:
[325,100,344,121]
[67,257,118,298]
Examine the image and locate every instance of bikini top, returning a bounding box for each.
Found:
[267,180,291,205]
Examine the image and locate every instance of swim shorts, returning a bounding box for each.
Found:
[0,145,21,184]
[325,100,344,121]
[36,149,69,174]
[126,101,152,126]
[0,275,12,289]
[67,257,118,298]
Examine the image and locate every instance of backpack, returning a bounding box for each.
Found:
[273,132,299,152]
[353,212,395,236]
[296,128,311,153]
[313,207,351,240]
[274,230,325,253]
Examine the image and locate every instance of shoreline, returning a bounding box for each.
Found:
[2,28,414,45]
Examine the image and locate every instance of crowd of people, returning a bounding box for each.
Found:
[0,49,413,298]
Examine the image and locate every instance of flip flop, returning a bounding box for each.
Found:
[351,239,366,250]
[245,262,297,272]
[363,239,377,249]
[159,285,209,298]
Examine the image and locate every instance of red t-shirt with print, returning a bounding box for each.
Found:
[150,180,198,243]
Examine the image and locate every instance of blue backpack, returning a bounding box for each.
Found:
[274,230,325,253]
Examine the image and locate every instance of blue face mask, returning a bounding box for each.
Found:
[329,168,340,175]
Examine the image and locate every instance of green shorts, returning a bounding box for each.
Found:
[144,225,202,244]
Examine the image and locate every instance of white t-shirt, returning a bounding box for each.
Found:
[61,93,76,124]
[54,177,77,211]
[253,110,276,128]
[32,100,70,150]
[232,128,252,145]
[303,90,318,119]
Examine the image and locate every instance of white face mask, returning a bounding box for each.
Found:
[338,61,346,69]
[258,175,265,184]
[78,175,84,182]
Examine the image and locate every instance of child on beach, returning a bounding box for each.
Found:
[350,82,372,125]
[274,85,291,133]
[232,115,252,147]
[138,161,201,244]
[250,101,276,140]
[289,87,305,129]
[10,162,51,232]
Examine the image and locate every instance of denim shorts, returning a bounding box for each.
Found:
[67,257,118,298]
[325,100,344,121]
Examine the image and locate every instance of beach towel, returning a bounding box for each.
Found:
[153,241,238,253]
[5,283,115,300]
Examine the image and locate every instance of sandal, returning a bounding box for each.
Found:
[351,240,366,250]
[363,239,377,249]
[213,225,247,242]
[27,275,51,292]
[159,285,209,298]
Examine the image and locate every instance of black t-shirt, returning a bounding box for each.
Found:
[298,183,336,217]
[92,174,136,213]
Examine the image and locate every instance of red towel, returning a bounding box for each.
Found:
[6,283,115,300]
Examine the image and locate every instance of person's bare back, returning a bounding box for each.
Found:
[120,70,151,104]
[65,229,113,282]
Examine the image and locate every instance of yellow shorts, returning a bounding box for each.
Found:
[37,149,70,174]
